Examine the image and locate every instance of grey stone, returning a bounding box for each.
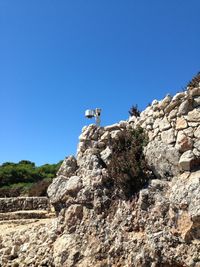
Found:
[158,95,172,110]
[168,109,178,119]
[187,108,200,122]
[176,117,188,130]
[66,176,82,195]
[57,156,77,177]
[159,117,171,131]
[189,87,200,96]
[164,100,179,114]
[194,140,200,151]
[161,128,176,144]
[172,92,186,101]
[145,140,180,179]
[100,147,112,164]
[47,175,82,204]
[193,96,200,107]
[193,148,200,157]
[175,131,193,152]
[179,150,195,171]
[194,126,200,138]
[178,100,189,115]
[104,123,120,131]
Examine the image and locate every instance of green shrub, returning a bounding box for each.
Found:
[0,160,62,197]
[107,127,150,198]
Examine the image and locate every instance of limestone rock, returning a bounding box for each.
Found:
[172,92,186,101]
[176,117,188,130]
[168,108,178,119]
[189,87,200,96]
[47,175,82,204]
[187,108,200,122]
[193,96,200,107]
[179,150,195,171]
[144,140,180,179]
[164,100,179,114]
[66,176,82,196]
[170,171,200,241]
[178,100,189,115]
[175,131,193,152]
[159,117,171,131]
[194,126,200,138]
[158,95,172,110]
[161,128,176,144]
[194,140,200,151]
[104,123,120,131]
[57,156,77,177]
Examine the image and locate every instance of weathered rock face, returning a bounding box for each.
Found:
[0,84,200,267]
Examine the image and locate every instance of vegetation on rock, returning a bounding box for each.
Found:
[107,127,151,198]
[128,104,140,117]
[187,72,200,88]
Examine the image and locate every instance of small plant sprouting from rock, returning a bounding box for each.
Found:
[107,127,151,199]
[128,104,140,117]
[187,72,200,89]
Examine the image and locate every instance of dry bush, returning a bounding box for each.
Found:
[187,72,200,88]
[128,105,140,117]
[28,179,52,197]
[107,127,151,198]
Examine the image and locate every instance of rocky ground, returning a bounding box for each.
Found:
[0,83,200,266]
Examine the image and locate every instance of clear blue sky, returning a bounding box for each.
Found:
[0,1,200,166]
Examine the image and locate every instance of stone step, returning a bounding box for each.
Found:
[0,197,50,213]
[0,210,55,221]
[0,218,40,225]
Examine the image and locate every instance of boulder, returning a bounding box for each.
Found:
[57,156,77,177]
[193,96,200,107]
[194,126,200,138]
[175,131,193,152]
[158,95,172,110]
[159,117,171,131]
[179,150,195,171]
[47,175,82,204]
[178,100,189,115]
[161,128,176,144]
[187,108,200,122]
[176,118,188,130]
[100,147,112,165]
[144,140,180,179]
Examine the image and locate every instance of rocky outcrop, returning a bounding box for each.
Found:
[0,83,200,267]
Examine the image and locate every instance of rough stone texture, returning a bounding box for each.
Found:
[159,117,171,131]
[175,131,193,152]
[187,108,200,122]
[144,140,180,179]
[56,156,77,177]
[161,128,176,144]
[179,150,195,171]
[1,84,200,267]
[176,117,188,130]
[0,197,50,213]
[47,175,82,205]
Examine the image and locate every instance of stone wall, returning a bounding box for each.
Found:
[129,86,200,177]
[0,197,50,213]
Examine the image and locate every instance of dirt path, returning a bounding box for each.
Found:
[0,218,56,235]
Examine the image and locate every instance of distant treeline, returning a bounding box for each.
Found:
[0,160,62,197]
